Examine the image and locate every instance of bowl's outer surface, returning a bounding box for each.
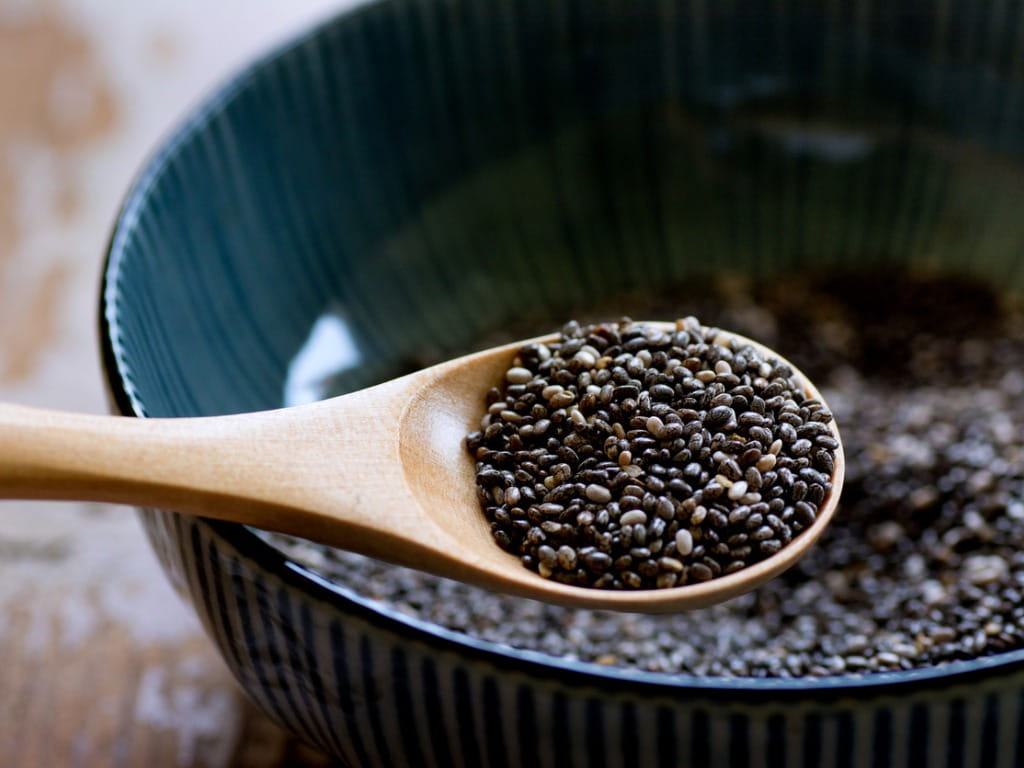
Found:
[102,0,1024,765]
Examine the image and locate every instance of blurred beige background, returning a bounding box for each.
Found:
[0,1,351,765]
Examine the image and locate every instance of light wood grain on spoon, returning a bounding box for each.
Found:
[0,324,843,613]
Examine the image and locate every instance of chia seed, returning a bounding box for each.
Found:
[271,272,1024,678]
[466,318,837,590]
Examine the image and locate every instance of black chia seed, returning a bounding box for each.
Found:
[271,272,1024,678]
[465,317,837,589]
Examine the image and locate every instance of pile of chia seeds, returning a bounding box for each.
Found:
[272,272,1024,677]
[466,318,837,589]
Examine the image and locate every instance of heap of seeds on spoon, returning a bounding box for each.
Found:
[466,317,838,590]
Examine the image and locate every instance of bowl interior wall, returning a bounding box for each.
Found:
[108,2,1024,418]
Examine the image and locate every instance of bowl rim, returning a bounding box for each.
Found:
[98,0,1024,696]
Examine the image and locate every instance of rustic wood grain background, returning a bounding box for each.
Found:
[0,2,349,765]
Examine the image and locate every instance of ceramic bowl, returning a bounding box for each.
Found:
[101,2,1024,765]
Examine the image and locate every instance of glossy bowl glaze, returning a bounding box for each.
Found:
[101,1,1024,765]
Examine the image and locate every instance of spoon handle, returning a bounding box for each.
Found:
[0,402,280,509]
[0,392,417,550]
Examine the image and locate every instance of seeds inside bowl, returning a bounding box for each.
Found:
[270,272,1024,677]
[465,318,838,589]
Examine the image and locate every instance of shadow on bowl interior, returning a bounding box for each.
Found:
[102,1,1024,765]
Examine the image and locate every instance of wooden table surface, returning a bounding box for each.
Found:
[0,2,350,765]
[0,504,339,767]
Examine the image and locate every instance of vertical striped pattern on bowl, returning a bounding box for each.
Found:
[102,0,1024,764]
[141,508,1024,768]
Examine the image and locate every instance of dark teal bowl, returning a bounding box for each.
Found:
[101,1,1024,765]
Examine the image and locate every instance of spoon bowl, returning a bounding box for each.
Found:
[0,322,842,612]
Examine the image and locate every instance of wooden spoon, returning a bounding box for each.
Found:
[0,323,843,613]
